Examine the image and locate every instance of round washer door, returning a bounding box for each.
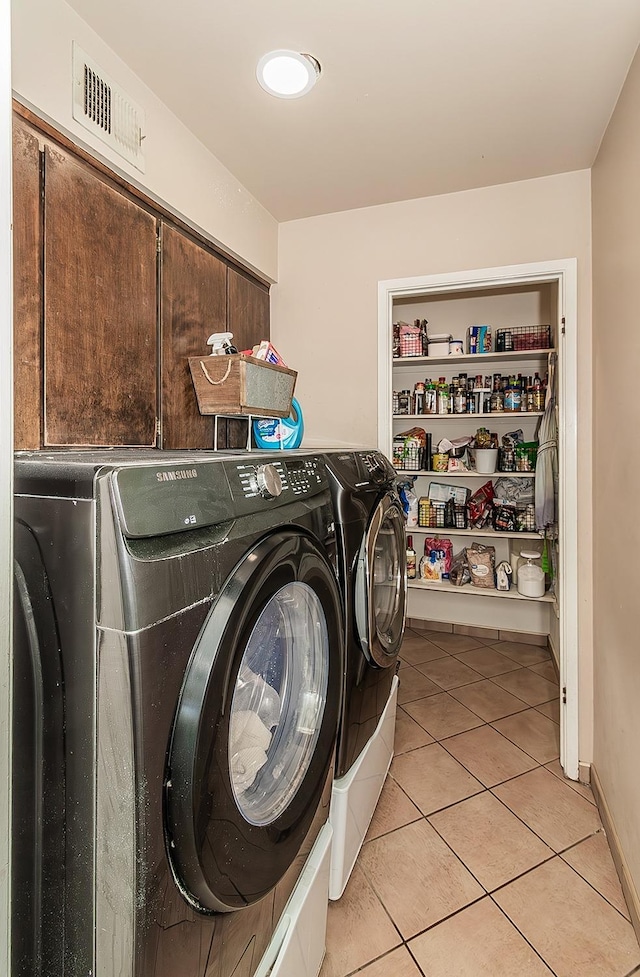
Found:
[165,529,343,914]
[355,494,407,668]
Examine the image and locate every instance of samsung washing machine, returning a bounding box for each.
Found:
[12,449,344,977]
[322,449,407,900]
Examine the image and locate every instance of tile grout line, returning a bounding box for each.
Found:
[558,846,637,925]
[393,712,609,898]
[399,669,558,730]
[486,892,562,977]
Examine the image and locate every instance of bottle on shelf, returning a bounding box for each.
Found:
[406,535,417,579]
[424,380,437,414]
[490,376,504,413]
[436,378,449,415]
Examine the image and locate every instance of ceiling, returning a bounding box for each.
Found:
[66,0,640,222]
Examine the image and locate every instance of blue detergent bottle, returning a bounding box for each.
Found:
[252,398,304,450]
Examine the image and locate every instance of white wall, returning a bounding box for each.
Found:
[11,0,278,282]
[273,170,594,762]
[592,44,640,910]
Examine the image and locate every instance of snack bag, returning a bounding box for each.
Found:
[424,538,453,580]
[450,550,471,587]
[466,543,496,589]
[467,481,495,529]
[420,551,442,582]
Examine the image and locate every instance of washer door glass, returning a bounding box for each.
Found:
[373,513,403,637]
[229,581,328,826]
[356,496,407,667]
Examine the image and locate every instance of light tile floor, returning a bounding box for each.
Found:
[321,629,640,977]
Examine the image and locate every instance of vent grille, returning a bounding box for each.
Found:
[72,43,145,172]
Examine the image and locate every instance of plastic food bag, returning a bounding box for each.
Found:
[399,481,419,527]
[420,550,442,582]
[467,481,495,528]
[466,543,496,589]
[424,538,453,580]
[493,504,518,533]
[493,477,534,506]
[450,550,471,587]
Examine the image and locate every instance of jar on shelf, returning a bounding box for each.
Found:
[424,381,437,414]
[453,386,467,414]
[490,385,504,412]
[499,448,516,472]
[397,389,411,414]
[474,426,492,447]
[504,385,522,411]
[517,551,545,598]
[436,379,449,415]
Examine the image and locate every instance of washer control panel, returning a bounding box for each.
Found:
[231,455,326,507]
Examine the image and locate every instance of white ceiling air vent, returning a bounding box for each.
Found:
[72,43,145,172]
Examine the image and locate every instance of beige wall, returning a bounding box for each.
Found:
[273,171,594,761]
[592,47,640,900]
[11,0,278,281]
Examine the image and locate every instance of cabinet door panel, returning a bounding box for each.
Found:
[227,267,269,354]
[160,223,226,449]
[13,121,42,449]
[43,147,157,446]
[225,267,270,448]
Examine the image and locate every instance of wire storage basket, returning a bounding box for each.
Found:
[399,333,423,357]
[392,442,424,471]
[495,324,551,352]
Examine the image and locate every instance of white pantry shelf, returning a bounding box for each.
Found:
[407,578,554,603]
[394,469,535,478]
[407,526,541,540]
[392,349,556,369]
[393,411,543,420]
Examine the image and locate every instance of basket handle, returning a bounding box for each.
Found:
[200,358,233,385]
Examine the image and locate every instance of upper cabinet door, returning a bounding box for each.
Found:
[160,223,227,449]
[43,147,158,446]
[13,121,42,450]
[227,267,270,354]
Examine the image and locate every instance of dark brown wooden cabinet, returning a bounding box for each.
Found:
[227,267,270,356]
[160,223,226,449]
[12,120,42,450]
[160,228,273,449]
[12,109,270,451]
[43,147,158,446]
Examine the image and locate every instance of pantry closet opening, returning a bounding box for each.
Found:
[377,259,579,779]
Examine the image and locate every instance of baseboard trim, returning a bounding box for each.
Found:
[578,761,591,785]
[406,617,548,646]
[591,764,640,940]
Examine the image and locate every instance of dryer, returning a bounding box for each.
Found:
[322,449,407,900]
[12,449,343,977]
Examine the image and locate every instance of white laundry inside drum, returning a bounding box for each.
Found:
[228,583,329,826]
[230,664,281,790]
[229,709,273,791]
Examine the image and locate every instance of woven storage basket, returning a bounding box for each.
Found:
[188,354,297,418]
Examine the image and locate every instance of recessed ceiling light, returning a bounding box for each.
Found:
[256,50,321,99]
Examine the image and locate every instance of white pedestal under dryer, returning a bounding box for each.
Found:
[322,449,407,900]
[12,449,344,977]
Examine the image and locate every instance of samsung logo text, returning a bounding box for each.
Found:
[156,469,198,482]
